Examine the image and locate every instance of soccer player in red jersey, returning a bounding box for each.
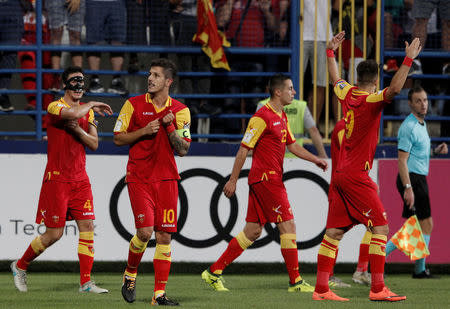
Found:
[313,32,422,302]
[201,74,328,293]
[11,66,113,293]
[114,58,191,306]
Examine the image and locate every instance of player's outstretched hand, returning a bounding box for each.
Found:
[90,101,113,116]
[405,38,421,59]
[315,159,328,172]
[223,180,237,198]
[161,110,175,127]
[434,142,448,155]
[327,31,345,51]
[65,119,79,131]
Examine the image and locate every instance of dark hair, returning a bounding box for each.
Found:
[356,60,379,85]
[407,85,426,101]
[268,74,291,97]
[150,58,177,79]
[62,66,83,84]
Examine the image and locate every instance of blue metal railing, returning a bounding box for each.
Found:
[379,0,450,143]
[0,0,300,141]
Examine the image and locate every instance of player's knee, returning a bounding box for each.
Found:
[136,229,153,242]
[372,224,389,236]
[325,229,344,241]
[155,231,171,245]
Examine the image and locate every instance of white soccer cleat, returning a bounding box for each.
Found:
[11,260,27,292]
[352,270,371,285]
[79,281,109,293]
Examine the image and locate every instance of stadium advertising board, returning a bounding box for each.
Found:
[1,154,371,262]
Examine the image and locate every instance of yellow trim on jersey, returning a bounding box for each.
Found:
[114,100,134,133]
[175,107,191,140]
[241,116,266,148]
[334,79,353,100]
[88,109,97,127]
[47,98,69,115]
[146,93,172,113]
[337,129,345,146]
[266,102,282,118]
[286,121,296,144]
[366,88,387,103]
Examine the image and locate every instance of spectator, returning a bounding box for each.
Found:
[19,0,54,125]
[303,0,333,124]
[412,0,450,74]
[85,0,127,95]
[45,0,85,91]
[171,0,215,115]
[125,0,149,74]
[215,0,277,133]
[0,0,28,112]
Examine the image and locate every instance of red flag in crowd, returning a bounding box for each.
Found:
[193,0,230,71]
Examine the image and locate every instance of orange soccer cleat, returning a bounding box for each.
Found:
[312,290,349,301]
[369,287,406,302]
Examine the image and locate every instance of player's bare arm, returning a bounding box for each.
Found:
[307,126,328,158]
[161,110,190,156]
[385,38,422,101]
[223,146,249,198]
[61,101,112,120]
[326,31,345,85]
[287,142,328,171]
[65,119,99,151]
[113,119,160,146]
[397,150,414,208]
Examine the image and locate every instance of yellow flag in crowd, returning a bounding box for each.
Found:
[193,0,231,71]
[390,215,430,261]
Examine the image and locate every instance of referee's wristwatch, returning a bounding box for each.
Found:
[404,183,412,190]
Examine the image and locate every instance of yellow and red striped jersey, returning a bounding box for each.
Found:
[241,102,295,185]
[114,94,191,183]
[44,99,96,182]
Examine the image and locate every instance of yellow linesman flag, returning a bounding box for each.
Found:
[193,0,231,71]
[390,215,430,261]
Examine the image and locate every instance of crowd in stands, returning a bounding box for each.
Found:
[0,0,448,139]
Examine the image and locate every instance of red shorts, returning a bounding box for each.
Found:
[327,171,388,229]
[127,180,178,232]
[35,180,95,228]
[246,181,294,225]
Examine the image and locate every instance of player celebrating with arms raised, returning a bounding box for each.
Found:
[11,66,112,293]
[114,58,191,306]
[202,74,328,293]
[313,32,422,302]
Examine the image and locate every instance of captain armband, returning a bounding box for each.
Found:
[176,128,191,140]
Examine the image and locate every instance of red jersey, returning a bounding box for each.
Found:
[44,99,96,182]
[334,79,390,172]
[114,94,191,183]
[330,118,346,177]
[241,103,295,185]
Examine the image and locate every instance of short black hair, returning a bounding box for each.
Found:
[268,74,291,97]
[150,58,177,79]
[62,66,83,84]
[408,85,426,101]
[356,60,379,85]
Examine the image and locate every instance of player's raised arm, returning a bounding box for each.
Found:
[60,101,111,120]
[326,31,345,85]
[385,38,422,101]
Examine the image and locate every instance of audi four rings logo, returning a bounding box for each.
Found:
[109,168,329,250]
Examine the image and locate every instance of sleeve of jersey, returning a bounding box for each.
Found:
[397,124,413,153]
[286,121,296,145]
[88,109,98,128]
[175,107,192,141]
[113,100,134,134]
[47,101,64,117]
[366,88,390,104]
[334,79,353,100]
[241,116,267,149]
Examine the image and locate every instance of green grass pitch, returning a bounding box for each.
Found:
[1,273,449,308]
